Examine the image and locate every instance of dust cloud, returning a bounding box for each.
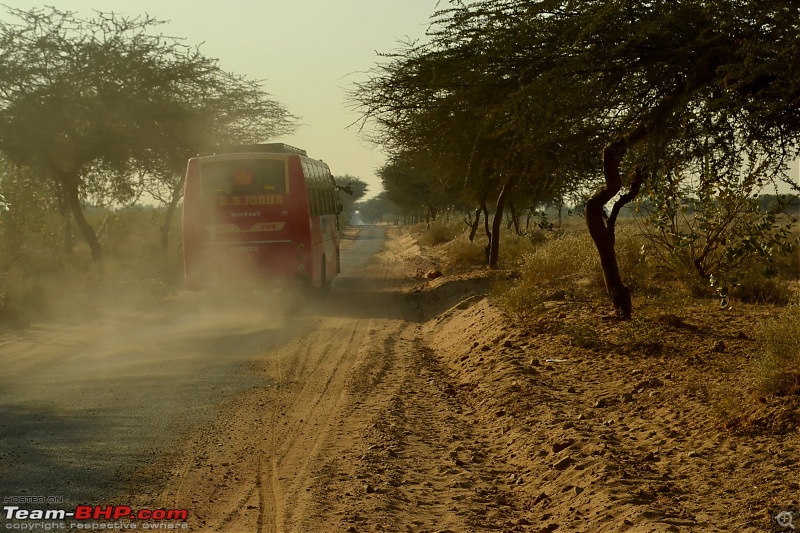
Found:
[0,250,308,508]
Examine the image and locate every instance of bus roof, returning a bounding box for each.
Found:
[209,143,308,157]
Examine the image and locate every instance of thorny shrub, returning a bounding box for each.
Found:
[636,161,797,305]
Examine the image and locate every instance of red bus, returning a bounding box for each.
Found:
[182,143,341,291]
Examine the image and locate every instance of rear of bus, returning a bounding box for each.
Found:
[182,151,312,290]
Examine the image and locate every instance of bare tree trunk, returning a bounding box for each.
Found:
[57,182,73,255]
[488,177,516,269]
[62,173,103,262]
[468,203,482,242]
[557,195,563,229]
[508,199,521,236]
[62,215,73,255]
[585,136,645,318]
[482,199,491,263]
[160,174,185,251]
[427,205,437,224]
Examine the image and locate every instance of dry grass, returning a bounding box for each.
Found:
[756,305,800,396]
[417,220,464,246]
[493,227,650,318]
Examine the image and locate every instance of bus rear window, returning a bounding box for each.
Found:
[200,159,287,196]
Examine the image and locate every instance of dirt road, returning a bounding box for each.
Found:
[7,225,784,532]
[0,226,514,531]
[137,226,515,532]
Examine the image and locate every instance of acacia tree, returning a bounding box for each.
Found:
[0,6,295,259]
[352,3,595,269]
[356,192,399,225]
[354,0,800,316]
[333,174,368,226]
[378,151,461,225]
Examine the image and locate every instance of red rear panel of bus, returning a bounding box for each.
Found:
[182,154,312,289]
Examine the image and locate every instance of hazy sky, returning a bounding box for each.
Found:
[3,1,797,195]
[1,1,441,198]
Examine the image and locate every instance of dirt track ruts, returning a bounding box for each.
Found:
[126,225,514,532]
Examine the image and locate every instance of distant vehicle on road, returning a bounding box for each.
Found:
[182,143,341,291]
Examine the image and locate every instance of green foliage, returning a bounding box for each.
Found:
[638,155,798,302]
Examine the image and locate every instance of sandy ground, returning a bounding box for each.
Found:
[130,227,521,532]
[3,226,799,532]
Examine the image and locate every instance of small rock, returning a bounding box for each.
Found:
[687,451,699,458]
[664,372,673,380]
[496,409,506,417]
[364,484,375,494]
[503,339,514,348]
[711,341,726,353]
[552,439,574,454]
[553,456,575,471]
[594,398,608,409]
[481,344,491,351]
[736,331,748,340]
[621,393,634,403]
[530,358,541,367]
[567,386,577,394]
[425,269,443,280]
[635,378,664,391]
[574,486,584,495]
